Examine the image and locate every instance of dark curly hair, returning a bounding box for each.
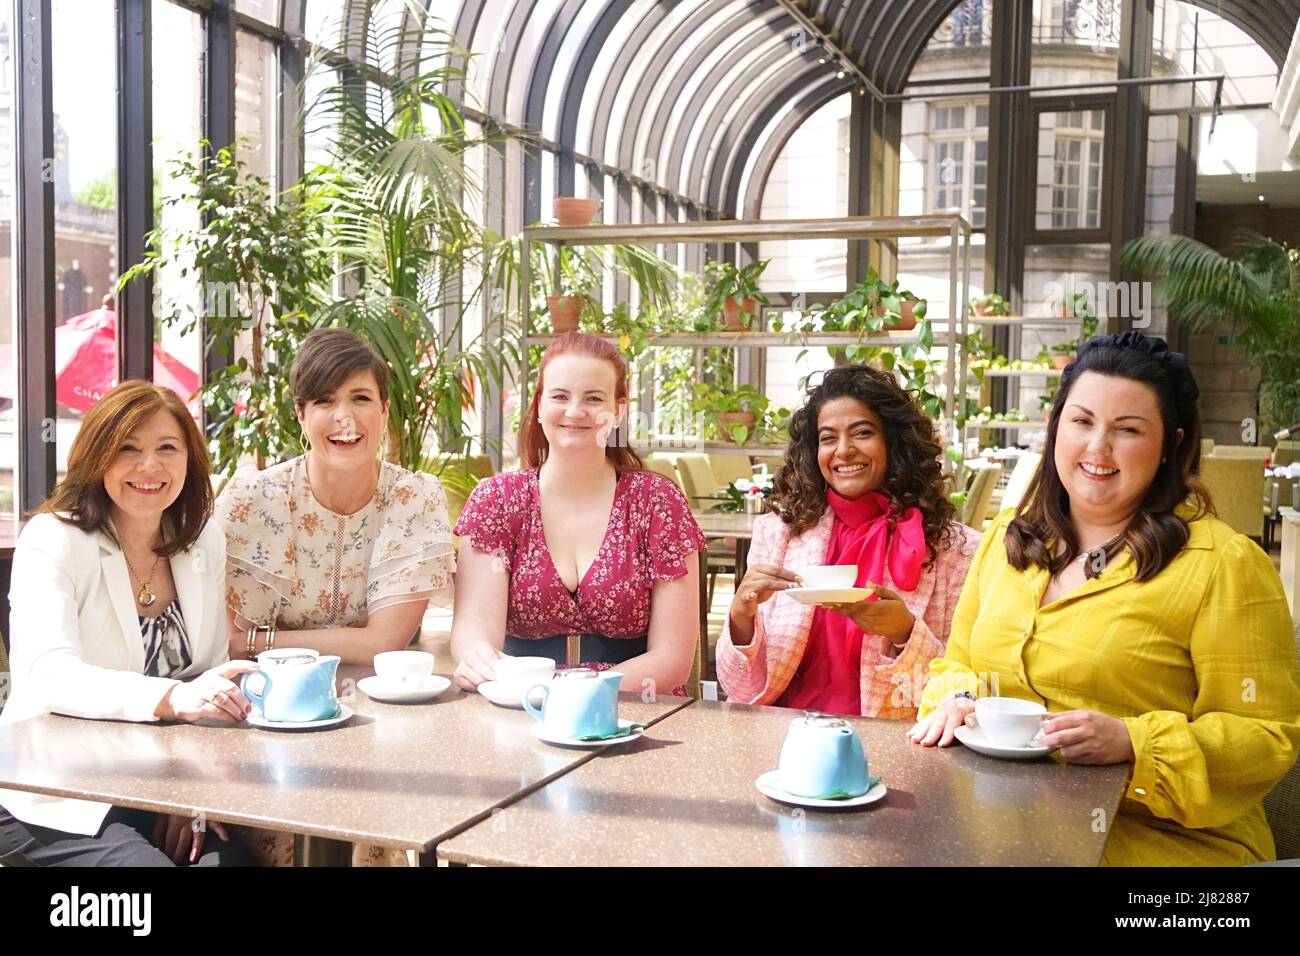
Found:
[769,364,960,567]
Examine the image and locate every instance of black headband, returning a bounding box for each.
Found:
[1064,332,1200,430]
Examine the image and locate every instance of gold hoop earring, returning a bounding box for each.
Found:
[377,425,389,461]
[300,434,311,454]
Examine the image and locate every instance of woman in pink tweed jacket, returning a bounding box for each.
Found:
[717,365,979,720]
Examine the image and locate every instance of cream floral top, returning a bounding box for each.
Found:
[215,456,455,629]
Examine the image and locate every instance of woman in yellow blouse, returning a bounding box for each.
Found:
[911,332,1300,865]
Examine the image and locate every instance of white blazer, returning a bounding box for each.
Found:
[0,512,229,835]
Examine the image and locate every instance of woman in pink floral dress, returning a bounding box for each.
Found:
[451,333,704,695]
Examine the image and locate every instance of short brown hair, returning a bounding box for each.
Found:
[290,328,390,408]
[41,380,213,556]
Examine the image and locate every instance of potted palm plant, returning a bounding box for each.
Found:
[1122,230,1300,434]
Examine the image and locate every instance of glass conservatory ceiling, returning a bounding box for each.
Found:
[289,0,1300,217]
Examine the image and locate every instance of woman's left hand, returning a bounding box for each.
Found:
[1039,709,1135,765]
[824,584,915,644]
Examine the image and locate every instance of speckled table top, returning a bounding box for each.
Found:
[439,699,1130,866]
[0,667,691,852]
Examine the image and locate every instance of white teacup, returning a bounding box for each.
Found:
[493,656,555,696]
[374,650,434,689]
[798,564,858,590]
[975,696,1048,748]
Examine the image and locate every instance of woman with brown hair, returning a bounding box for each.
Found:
[716,363,979,719]
[216,327,454,665]
[450,332,704,694]
[0,380,256,866]
[911,332,1300,865]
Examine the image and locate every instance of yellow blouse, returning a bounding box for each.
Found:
[921,506,1300,866]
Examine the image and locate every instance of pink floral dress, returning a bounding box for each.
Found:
[453,468,705,670]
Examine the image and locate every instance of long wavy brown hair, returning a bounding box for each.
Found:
[770,364,959,567]
[1005,333,1211,581]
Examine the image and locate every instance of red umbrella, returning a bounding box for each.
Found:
[0,307,200,412]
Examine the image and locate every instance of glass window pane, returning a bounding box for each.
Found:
[235,0,278,25]
[1033,0,1122,82]
[235,29,276,187]
[0,0,16,517]
[52,0,118,473]
[151,0,203,420]
[305,0,345,50]
[1038,109,1105,230]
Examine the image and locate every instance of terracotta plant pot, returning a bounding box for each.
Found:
[972,303,1003,317]
[546,295,583,334]
[716,411,756,443]
[1050,354,1073,370]
[875,297,919,331]
[722,297,760,330]
[553,197,599,227]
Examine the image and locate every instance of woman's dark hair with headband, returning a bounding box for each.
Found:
[1004,332,1213,581]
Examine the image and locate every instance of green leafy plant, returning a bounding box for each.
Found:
[119,143,335,474]
[304,14,515,471]
[970,292,1010,316]
[1122,230,1300,433]
[704,259,772,325]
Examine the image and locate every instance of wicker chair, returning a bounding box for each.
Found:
[707,454,754,488]
[961,463,1001,529]
[642,457,683,488]
[1199,456,1266,539]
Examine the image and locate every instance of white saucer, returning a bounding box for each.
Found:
[954,723,1054,760]
[784,587,874,606]
[478,680,526,709]
[531,719,645,748]
[755,770,887,809]
[246,704,354,731]
[359,675,452,703]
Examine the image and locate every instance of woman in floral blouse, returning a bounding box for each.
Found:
[451,332,704,695]
[215,328,454,666]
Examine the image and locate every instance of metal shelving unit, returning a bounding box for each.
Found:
[520,214,973,456]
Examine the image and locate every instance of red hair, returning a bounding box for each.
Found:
[520,332,643,471]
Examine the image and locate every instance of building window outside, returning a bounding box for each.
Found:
[929,103,987,228]
[1050,109,1105,229]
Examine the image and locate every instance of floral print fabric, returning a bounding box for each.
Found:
[215,456,454,628]
[453,468,705,638]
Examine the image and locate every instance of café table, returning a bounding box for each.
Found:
[0,665,691,865]
[438,699,1130,866]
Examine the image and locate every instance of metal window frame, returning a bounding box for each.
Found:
[15,0,57,513]
[118,0,154,384]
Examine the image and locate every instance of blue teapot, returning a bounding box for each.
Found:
[777,712,871,798]
[523,669,622,739]
[241,649,341,723]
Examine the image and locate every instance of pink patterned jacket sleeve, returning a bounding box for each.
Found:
[716,511,981,720]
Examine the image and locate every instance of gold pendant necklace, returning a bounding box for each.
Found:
[124,552,163,607]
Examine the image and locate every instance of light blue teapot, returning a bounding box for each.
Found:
[523,669,622,739]
[777,711,871,798]
[241,649,340,723]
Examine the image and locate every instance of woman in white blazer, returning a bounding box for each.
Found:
[0,381,257,866]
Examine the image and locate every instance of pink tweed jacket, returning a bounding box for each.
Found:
[716,508,980,719]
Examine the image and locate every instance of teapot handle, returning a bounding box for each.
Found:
[241,671,269,713]
[522,683,549,722]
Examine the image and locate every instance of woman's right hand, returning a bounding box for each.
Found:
[453,641,505,691]
[729,564,802,624]
[157,660,259,723]
[907,697,976,748]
